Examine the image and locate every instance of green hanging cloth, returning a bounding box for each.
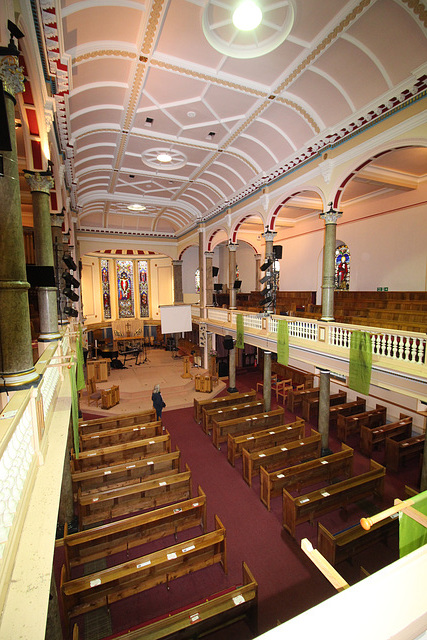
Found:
[348,330,372,395]
[68,361,80,459]
[236,313,244,349]
[76,325,86,392]
[399,490,427,558]
[277,319,289,366]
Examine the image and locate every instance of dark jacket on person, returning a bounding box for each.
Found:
[152,391,165,415]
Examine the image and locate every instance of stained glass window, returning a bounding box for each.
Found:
[335,244,350,290]
[117,259,135,318]
[101,259,111,319]
[138,260,149,317]
[195,268,200,293]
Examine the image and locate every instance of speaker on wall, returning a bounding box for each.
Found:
[233,280,242,289]
[212,266,219,277]
[26,265,56,287]
[273,245,283,259]
[223,335,234,350]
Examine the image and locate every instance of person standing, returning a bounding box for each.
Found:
[152,384,166,421]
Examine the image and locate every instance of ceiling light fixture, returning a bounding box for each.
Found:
[127,204,146,211]
[232,0,262,31]
[157,152,172,163]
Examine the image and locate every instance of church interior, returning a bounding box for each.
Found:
[0,1,426,639]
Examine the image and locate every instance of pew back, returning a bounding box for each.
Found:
[336,405,386,442]
[79,420,162,451]
[302,391,347,423]
[360,414,412,457]
[212,407,284,449]
[329,397,366,428]
[385,433,425,472]
[205,400,264,435]
[194,390,256,425]
[79,409,156,435]
[227,418,304,466]
[287,387,318,413]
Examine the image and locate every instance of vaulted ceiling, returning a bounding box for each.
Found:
[33,0,427,238]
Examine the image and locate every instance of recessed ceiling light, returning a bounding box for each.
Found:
[232,1,262,31]
[157,153,172,163]
[127,204,146,211]
[187,111,196,118]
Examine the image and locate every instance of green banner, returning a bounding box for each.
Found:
[399,490,427,558]
[236,314,244,349]
[348,330,372,395]
[76,325,85,392]
[277,319,289,366]
[68,361,80,459]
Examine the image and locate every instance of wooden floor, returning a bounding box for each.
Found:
[80,347,226,416]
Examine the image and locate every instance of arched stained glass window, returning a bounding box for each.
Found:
[101,259,111,319]
[138,260,149,317]
[335,244,350,290]
[117,259,135,318]
[195,268,200,293]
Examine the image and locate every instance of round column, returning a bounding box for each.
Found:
[263,350,272,412]
[24,171,60,344]
[204,251,214,307]
[228,242,238,310]
[51,214,68,325]
[255,254,261,291]
[198,228,205,318]
[0,55,39,389]
[172,260,183,304]
[318,368,333,456]
[227,341,238,393]
[320,203,342,321]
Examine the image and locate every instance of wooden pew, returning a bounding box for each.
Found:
[242,429,321,487]
[212,407,284,450]
[317,516,398,566]
[79,420,162,451]
[205,399,264,435]
[77,465,192,528]
[271,362,314,388]
[72,448,181,498]
[337,404,387,443]
[61,515,227,626]
[302,391,347,423]
[287,387,318,413]
[227,418,304,466]
[79,409,156,435]
[360,415,412,457]
[116,562,258,640]
[64,486,207,578]
[329,397,366,428]
[385,433,425,472]
[71,432,171,473]
[260,444,354,510]
[194,390,256,425]
[282,460,385,538]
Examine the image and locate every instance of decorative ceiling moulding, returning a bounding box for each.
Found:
[202,0,295,59]
[79,227,176,239]
[141,148,187,170]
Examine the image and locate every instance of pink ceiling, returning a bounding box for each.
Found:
[38,0,427,238]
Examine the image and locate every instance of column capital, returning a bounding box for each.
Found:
[0,55,25,99]
[320,202,342,225]
[23,170,54,194]
[204,251,214,258]
[172,260,183,267]
[255,253,262,259]
[262,229,276,242]
[50,213,64,228]
[227,241,238,252]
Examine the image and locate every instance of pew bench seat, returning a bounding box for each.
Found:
[206,400,265,438]
[227,418,304,466]
[359,415,412,457]
[194,390,256,425]
[212,407,284,450]
[336,405,386,443]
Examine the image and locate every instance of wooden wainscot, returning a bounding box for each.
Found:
[79,409,156,435]
[77,465,192,528]
[328,397,366,429]
[204,400,264,436]
[360,414,412,457]
[282,459,385,538]
[317,514,398,567]
[302,390,347,423]
[194,390,256,425]
[242,429,321,487]
[71,432,171,473]
[212,407,284,450]
[64,485,207,579]
[227,417,304,466]
[79,420,162,451]
[260,443,354,511]
[71,448,181,498]
[61,514,228,631]
[385,433,425,473]
[336,404,387,443]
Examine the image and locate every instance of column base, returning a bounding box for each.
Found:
[38,333,61,342]
[320,317,335,322]
[0,367,40,391]
[227,386,238,393]
[321,447,334,457]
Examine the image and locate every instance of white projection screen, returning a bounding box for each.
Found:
[160,305,192,334]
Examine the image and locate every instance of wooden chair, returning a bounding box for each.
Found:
[86,377,102,407]
[276,378,293,404]
[256,374,277,395]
